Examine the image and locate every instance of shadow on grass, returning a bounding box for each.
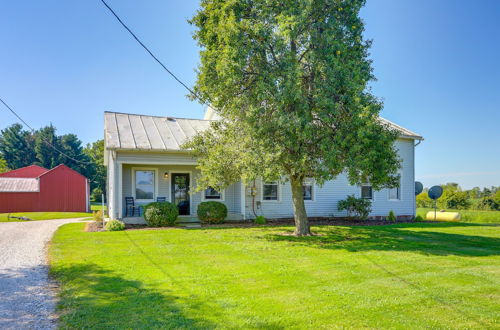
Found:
[50,263,216,329]
[262,223,500,257]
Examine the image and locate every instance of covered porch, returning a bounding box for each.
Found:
[113,161,245,224]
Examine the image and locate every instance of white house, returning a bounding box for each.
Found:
[104,108,423,223]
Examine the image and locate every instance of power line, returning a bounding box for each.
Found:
[100,0,208,105]
[0,97,93,166]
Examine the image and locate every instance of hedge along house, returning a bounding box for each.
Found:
[104,109,423,224]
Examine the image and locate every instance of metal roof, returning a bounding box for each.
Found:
[104,111,422,151]
[104,112,211,151]
[0,178,39,192]
[378,117,423,140]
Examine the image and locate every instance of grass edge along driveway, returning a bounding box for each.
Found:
[50,222,500,329]
[0,212,91,222]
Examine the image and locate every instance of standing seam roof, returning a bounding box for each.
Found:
[104,111,422,151]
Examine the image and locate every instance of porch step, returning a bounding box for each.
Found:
[182,223,202,228]
[177,217,200,223]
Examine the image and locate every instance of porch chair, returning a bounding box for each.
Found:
[125,197,142,217]
[156,197,167,202]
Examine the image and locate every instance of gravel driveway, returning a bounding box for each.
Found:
[0,219,86,329]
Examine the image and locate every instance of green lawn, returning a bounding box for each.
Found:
[50,222,500,329]
[90,202,107,212]
[417,208,500,223]
[0,212,91,222]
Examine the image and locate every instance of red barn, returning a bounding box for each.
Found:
[0,164,89,213]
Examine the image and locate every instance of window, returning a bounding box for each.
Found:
[135,170,155,200]
[204,187,222,200]
[263,181,279,201]
[303,178,314,201]
[361,184,373,199]
[388,176,401,200]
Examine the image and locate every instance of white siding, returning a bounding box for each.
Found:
[120,162,241,217]
[244,139,416,219]
[109,139,415,221]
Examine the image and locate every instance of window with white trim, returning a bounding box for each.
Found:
[135,170,155,200]
[204,187,222,200]
[263,181,279,201]
[388,176,401,200]
[361,184,373,199]
[303,178,314,201]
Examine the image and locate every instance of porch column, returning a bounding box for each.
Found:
[118,162,123,219]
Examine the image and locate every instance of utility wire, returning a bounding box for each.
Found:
[0,97,94,166]
[100,0,208,105]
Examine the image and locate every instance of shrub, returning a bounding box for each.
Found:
[93,210,103,222]
[387,210,396,222]
[415,215,424,222]
[143,202,179,227]
[105,219,125,231]
[254,215,266,224]
[337,195,372,220]
[197,201,228,224]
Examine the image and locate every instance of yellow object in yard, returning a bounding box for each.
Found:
[426,211,461,221]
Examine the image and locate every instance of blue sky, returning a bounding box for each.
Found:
[0,0,499,189]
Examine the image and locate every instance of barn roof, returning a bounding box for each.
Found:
[0,165,48,178]
[0,178,39,192]
[104,111,422,151]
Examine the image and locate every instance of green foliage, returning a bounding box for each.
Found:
[414,215,424,222]
[197,201,228,224]
[186,0,401,234]
[105,219,125,231]
[84,139,106,200]
[254,215,266,225]
[143,202,179,227]
[439,189,470,210]
[0,123,37,169]
[0,123,93,177]
[93,210,103,222]
[416,191,433,208]
[337,195,372,220]
[387,210,396,222]
[0,156,9,173]
[418,183,500,211]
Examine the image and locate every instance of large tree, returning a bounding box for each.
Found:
[186,0,401,235]
[0,123,93,178]
[84,139,106,201]
[0,123,37,169]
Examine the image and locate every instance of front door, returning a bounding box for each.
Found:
[171,173,190,215]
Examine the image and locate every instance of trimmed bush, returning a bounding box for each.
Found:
[337,194,372,220]
[143,202,179,227]
[105,219,125,231]
[254,215,266,225]
[197,201,227,224]
[415,215,424,222]
[387,210,396,222]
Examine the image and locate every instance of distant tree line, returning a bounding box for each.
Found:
[417,183,500,211]
[0,123,105,202]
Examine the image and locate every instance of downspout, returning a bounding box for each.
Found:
[414,139,422,219]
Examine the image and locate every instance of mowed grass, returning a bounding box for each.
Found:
[90,202,107,212]
[417,208,500,223]
[50,222,500,329]
[0,211,91,222]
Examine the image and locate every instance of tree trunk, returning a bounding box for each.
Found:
[290,175,311,236]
